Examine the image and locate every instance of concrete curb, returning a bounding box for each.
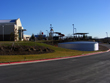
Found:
[0,49,110,66]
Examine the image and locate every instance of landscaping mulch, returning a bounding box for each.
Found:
[0,45,54,55]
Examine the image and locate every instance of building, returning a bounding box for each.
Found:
[35,35,46,40]
[0,18,26,41]
[24,34,31,41]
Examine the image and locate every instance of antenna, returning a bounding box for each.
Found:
[50,24,53,31]
[50,24,52,27]
[50,24,53,30]
[49,24,54,39]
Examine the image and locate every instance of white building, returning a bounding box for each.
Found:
[24,34,31,41]
[0,18,26,41]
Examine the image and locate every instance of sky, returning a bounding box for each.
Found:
[0,0,110,38]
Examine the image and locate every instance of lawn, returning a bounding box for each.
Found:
[0,41,96,63]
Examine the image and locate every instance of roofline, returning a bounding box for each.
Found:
[0,19,17,20]
[74,33,89,35]
[0,23,15,25]
[0,22,15,24]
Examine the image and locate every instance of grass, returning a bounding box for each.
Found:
[0,41,96,63]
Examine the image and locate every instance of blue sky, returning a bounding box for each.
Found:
[0,0,110,38]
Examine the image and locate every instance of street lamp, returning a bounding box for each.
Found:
[46,30,49,40]
[106,32,108,38]
[74,28,77,33]
[72,24,74,35]
[106,32,109,43]
[46,30,48,37]
[72,24,77,34]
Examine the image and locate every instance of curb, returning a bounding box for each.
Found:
[0,49,110,66]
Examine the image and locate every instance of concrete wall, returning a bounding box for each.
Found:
[58,41,99,51]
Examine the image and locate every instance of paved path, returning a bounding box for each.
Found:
[0,51,110,83]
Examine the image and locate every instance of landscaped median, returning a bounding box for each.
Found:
[0,41,107,63]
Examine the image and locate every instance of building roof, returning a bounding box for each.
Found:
[0,19,17,24]
[74,33,89,35]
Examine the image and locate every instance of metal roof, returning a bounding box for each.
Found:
[74,33,88,35]
[0,19,17,23]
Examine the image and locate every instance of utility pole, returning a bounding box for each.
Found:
[106,32,109,43]
[106,32,108,38]
[46,30,48,40]
[74,28,77,33]
[72,24,74,36]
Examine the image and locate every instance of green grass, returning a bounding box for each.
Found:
[0,41,96,63]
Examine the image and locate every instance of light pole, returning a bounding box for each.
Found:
[106,32,109,43]
[46,30,48,37]
[2,25,4,41]
[72,24,77,34]
[74,28,77,33]
[106,32,108,38]
[46,30,48,40]
[72,24,74,35]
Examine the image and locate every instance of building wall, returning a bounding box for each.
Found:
[16,18,23,30]
[0,24,14,41]
[16,18,24,41]
[16,18,22,27]
[0,18,24,41]
[0,34,14,41]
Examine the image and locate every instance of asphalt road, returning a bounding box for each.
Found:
[100,43,110,49]
[1,51,110,83]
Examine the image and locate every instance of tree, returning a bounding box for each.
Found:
[29,34,36,41]
[37,31,43,40]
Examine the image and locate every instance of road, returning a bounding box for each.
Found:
[1,51,110,83]
[100,43,110,49]
[0,43,110,83]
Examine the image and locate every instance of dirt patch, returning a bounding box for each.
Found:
[0,45,54,55]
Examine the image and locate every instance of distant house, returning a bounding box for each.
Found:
[0,18,26,41]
